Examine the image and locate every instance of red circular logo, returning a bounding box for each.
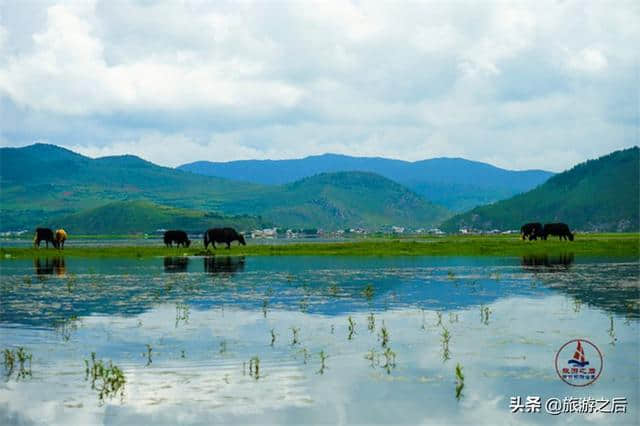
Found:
[555,339,603,386]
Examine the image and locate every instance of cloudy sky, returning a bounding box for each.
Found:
[0,0,637,171]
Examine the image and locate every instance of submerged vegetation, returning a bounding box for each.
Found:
[84,352,126,404]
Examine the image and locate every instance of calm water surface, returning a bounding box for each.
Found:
[0,255,638,425]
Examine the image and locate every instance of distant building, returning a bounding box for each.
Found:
[251,228,278,239]
[392,226,405,234]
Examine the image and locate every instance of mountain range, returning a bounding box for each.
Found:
[441,147,639,232]
[179,154,554,212]
[1,143,637,234]
[0,144,447,232]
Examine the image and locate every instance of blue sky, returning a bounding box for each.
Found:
[0,0,637,171]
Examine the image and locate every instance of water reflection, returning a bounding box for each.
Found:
[163,257,189,273]
[33,257,66,276]
[204,256,245,274]
[0,256,638,425]
[521,253,574,269]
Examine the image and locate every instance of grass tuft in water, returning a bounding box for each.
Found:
[455,362,465,400]
[348,316,356,340]
[249,356,260,380]
[270,329,277,346]
[382,347,396,374]
[480,305,491,325]
[367,312,375,332]
[441,327,451,361]
[290,327,300,345]
[362,284,375,300]
[85,352,126,404]
[379,321,390,348]
[317,350,329,375]
[145,344,152,366]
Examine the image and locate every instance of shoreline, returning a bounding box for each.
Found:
[1,234,638,259]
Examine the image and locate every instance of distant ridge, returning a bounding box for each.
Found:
[179,153,554,211]
[0,144,449,232]
[441,147,640,232]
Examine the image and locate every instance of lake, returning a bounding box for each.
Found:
[0,255,638,424]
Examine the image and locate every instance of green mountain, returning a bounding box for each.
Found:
[0,144,264,230]
[1,144,450,232]
[441,147,640,232]
[47,201,268,235]
[179,153,554,212]
[220,171,451,230]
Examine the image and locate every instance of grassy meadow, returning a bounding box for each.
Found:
[2,233,638,259]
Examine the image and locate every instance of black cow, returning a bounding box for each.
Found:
[520,222,543,241]
[34,228,55,248]
[164,230,191,248]
[204,227,246,249]
[542,223,574,241]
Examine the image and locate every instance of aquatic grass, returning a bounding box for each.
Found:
[480,305,491,325]
[249,356,260,380]
[270,329,277,346]
[379,321,390,348]
[3,348,15,376]
[175,303,190,327]
[607,315,617,345]
[317,350,328,375]
[441,327,451,361]
[367,312,375,332]
[455,363,465,400]
[145,344,153,366]
[382,347,396,374]
[290,327,300,345]
[436,311,443,327]
[365,348,377,367]
[219,340,228,354]
[85,352,126,404]
[3,347,31,380]
[362,284,375,300]
[348,316,356,340]
[55,315,80,341]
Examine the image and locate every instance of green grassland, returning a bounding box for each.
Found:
[2,233,637,259]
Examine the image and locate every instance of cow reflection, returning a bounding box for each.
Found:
[204,256,245,274]
[34,257,66,276]
[521,253,574,269]
[164,257,189,273]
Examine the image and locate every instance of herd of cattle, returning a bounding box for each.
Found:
[33,227,246,249]
[520,222,574,241]
[32,223,572,249]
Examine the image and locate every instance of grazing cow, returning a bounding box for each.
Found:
[33,228,55,248]
[164,230,191,248]
[520,222,543,241]
[54,229,67,249]
[204,227,246,249]
[542,223,574,241]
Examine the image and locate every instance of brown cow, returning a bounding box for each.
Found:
[54,229,68,249]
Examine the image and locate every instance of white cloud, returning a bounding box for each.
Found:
[0,0,638,171]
